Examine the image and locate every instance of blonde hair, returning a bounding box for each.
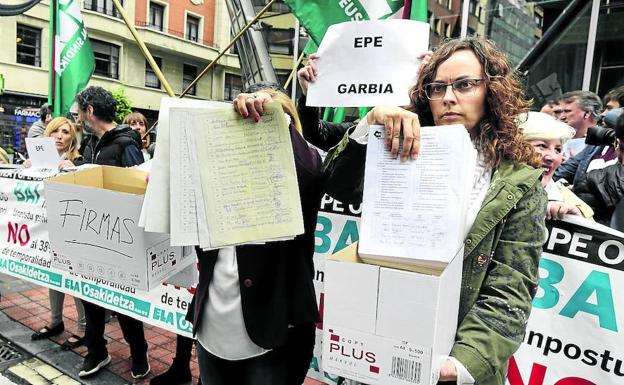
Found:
[44,117,81,161]
[258,88,302,134]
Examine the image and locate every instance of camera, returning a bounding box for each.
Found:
[585,107,624,146]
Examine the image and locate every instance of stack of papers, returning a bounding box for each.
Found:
[139,97,304,249]
[358,124,476,274]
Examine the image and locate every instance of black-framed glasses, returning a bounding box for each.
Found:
[424,78,484,100]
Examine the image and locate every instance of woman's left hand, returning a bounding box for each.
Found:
[439,359,458,382]
[233,91,273,122]
[58,160,75,170]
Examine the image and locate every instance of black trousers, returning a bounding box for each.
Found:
[83,300,147,357]
[197,323,316,385]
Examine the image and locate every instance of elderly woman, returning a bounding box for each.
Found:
[27,117,85,350]
[519,111,593,220]
[320,38,546,385]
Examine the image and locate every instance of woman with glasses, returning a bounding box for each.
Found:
[319,38,547,385]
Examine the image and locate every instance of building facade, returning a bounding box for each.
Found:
[520,0,624,107]
[0,0,241,155]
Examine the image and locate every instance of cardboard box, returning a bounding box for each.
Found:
[322,242,462,385]
[46,166,194,291]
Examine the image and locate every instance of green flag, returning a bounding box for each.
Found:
[283,0,406,47]
[49,0,95,117]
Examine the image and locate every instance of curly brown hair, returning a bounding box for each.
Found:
[410,38,540,169]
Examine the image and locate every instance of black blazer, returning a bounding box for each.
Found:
[188,125,323,349]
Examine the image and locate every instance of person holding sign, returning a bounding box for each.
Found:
[188,86,323,385]
[320,38,547,385]
[27,117,86,350]
[24,117,82,170]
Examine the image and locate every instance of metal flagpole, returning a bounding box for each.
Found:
[460,0,470,39]
[111,0,277,138]
[284,51,305,90]
[290,18,300,100]
[111,0,175,97]
[180,0,278,98]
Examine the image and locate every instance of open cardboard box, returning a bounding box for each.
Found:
[45,166,194,291]
[322,242,462,385]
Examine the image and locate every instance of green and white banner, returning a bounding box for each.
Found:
[283,0,406,46]
[50,0,95,117]
[508,216,624,385]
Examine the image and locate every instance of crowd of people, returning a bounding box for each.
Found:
[6,35,624,385]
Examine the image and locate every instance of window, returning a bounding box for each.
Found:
[186,15,200,42]
[469,0,476,15]
[435,19,442,35]
[534,14,543,28]
[266,28,293,55]
[16,24,41,67]
[224,73,243,101]
[91,39,119,79]
[183,64,197,95]
[149,2,165,32]
[145,57,162,88]
[84,0,123,18]
[445,23,452,38]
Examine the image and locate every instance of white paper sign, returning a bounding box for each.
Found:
[26,137,61,168]
[307,19,430,107]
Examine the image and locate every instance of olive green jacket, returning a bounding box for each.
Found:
[323,134,547,385]
[451,160,546,385]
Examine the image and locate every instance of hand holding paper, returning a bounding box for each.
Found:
[365,106,421,161]
[297,54,319,96]
[233,91,274,121]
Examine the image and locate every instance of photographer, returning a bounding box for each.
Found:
[578,108,624,225]
[553,90,620,192]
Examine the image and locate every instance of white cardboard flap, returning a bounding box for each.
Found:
[376,268,440,345]
[325,259,379,333]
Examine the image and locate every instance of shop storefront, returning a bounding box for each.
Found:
[0,91,47,161]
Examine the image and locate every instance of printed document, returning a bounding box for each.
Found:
[190,103,304,247]
[358,124,475,271]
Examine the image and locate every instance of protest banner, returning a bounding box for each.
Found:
[507,215,624,385]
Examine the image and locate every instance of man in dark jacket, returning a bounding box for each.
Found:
[74,86,149,379]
